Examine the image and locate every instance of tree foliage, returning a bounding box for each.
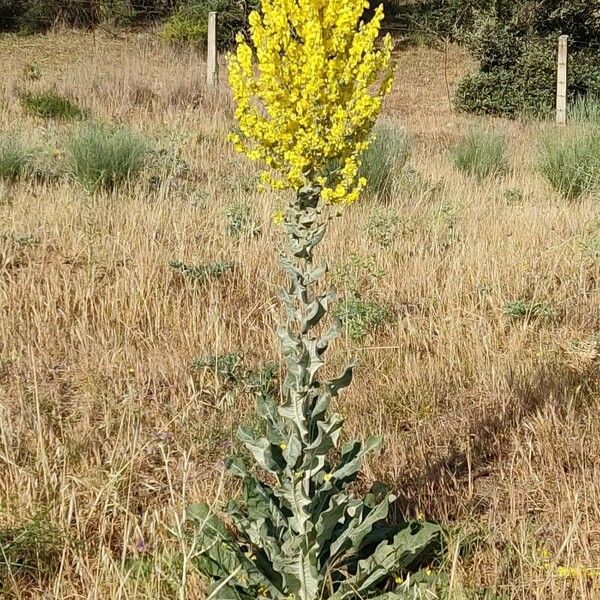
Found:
[451,0,600,117]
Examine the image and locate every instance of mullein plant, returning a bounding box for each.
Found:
[187,1,441,598]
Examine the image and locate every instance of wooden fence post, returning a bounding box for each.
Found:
[207,11,218,87]
[556,35,568,125]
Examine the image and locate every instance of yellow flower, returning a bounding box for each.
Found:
[228,0,394,205]
[323,473,333,482]
[271,210,285,226]
[394,576,403,585]
[279,441,287,449]
[541,548,550,560]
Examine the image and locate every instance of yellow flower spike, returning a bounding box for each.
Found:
[228,0,394,205]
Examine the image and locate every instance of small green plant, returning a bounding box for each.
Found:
[398,167,443,202]
[537,129,600,200]
[20,90,85,120]
[0,515,63,583]
[578,219,600,259]
[192,353,279,410]
[502,188,525,206]
[0,136,32,181]
[503,299,556,322]
[192,352,244,382]
[451,129,508,180]
[580,233,600,259]
[169,259,233,283]
[366,207,408,248]
[430,202,460,251]
[0,233,39,247]
[333,253,386,297]
[226,201,260,239]
[22,62,41,81]
[67,124,148,191]
[359,121,411,200]
[333,294,393,341]
[193,354,279,393]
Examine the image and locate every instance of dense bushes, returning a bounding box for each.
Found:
[0,0,256,44]
[0,0,175,32]
[2,0,258,51]
[454,2,600,118]
[161,0,257,48]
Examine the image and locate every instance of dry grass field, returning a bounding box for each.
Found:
[2,29,600,599]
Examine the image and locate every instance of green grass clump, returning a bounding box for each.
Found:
[451,129,508,180]
[20,90,85,120]
[67,125,149,191]
[0,136,32,181]
[359,121,411,200]
[537,129,600,200]
[569,95,600,126]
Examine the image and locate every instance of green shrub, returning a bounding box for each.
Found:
[0,0,156,33]
[161,0,258,49]
[537,129,600,200]
[0,136,32,181]
[20,90,85,120]
[454,6,600,118]
[454,69,521,117]
[451,129,508,180]
[359,121,411,200]
[67,125,148,191]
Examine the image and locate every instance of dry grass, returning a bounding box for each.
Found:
[1,30,600,600]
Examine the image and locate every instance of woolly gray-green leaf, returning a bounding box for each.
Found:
[238,426,285,473]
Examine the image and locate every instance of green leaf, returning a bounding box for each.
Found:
[256,393,286,445]
[238,426,286,473]
[329,494,395,558]
[330,436,381,483]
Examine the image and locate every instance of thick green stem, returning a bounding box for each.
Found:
[277,185,343,600]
